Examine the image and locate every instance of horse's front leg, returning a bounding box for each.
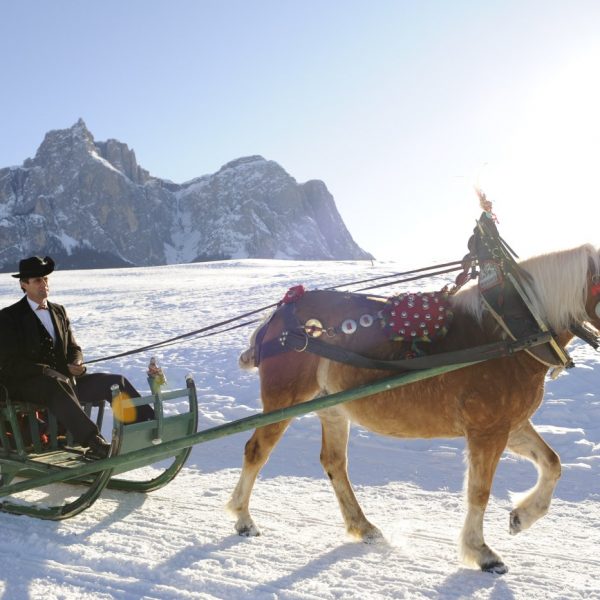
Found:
[506,420,561,535]
[319,408,383,543]
[227,419,291,537]
[460,430,509,574]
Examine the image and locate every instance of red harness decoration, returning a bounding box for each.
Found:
[381,289,453,342]
[281,285,305,304]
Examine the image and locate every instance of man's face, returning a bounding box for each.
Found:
[21,276,50,304]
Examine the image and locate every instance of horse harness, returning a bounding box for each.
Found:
[255,296,554,372]
[252,211,599,374]
[468,211,600,370]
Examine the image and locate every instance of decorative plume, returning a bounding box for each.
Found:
[475,187,499,223]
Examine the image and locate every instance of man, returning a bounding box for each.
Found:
[0,256,154,459]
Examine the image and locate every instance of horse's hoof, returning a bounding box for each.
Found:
[481,561,508,575]
[362,527,384,544]
[509,510,522,535]
[236,522,261,537]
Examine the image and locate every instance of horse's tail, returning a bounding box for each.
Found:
[239,322,259,369]
[238,309,276,371]
[238,346,256,370]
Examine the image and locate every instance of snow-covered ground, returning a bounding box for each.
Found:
[0,259,599,600]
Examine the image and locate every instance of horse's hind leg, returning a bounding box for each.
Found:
[460,431,509,574]
[506,420,561,535]
[227,419,291,537]
[319,408,383,543]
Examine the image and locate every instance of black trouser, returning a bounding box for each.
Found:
[10,373,154,444]
[16,375,99,444]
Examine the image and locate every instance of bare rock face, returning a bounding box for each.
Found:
[0,120,372,271]
[94,139,150,185]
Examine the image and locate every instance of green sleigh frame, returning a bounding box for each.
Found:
[0,376,199,519]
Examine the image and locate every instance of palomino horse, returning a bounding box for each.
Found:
[228,244,600,574]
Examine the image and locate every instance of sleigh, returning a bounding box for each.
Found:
[0,377,198,519]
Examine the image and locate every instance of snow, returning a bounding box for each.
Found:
[57,232,85,255]
[165,229,203,264]
[0,259,599,599]
[88,148,124,176]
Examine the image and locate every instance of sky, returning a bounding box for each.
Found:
[1,1,600,262]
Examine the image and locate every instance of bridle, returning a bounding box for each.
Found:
[572,273,600,351]
[592,273,600,319]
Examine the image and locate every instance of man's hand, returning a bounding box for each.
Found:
[68,361,86,377]
[43,367,70,383]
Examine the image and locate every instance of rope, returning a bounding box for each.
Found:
[86,258,465,365]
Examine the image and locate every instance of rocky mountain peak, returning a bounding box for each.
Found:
[29,118,95,168]
[25,120,150,185]
[0,122,372,271]
[212,155,293,193]
[217,155,268,172]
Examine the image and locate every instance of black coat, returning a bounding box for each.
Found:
[0,295,83,384]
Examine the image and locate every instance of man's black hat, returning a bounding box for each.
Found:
[12,256,55,279]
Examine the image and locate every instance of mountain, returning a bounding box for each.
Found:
[0,120,372,271]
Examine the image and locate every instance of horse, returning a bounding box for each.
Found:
[227,243,600,574]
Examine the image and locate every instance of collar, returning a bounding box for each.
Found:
[26,296,49,311]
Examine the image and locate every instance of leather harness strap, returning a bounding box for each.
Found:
[279,329,553,371]
[569,322,599,350]
[257,302,553,372]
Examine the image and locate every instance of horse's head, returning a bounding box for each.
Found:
[584,251,600,331]
[564,251,600,351]
[516,244,599,338]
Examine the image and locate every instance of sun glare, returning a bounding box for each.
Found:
[481,45,600,254]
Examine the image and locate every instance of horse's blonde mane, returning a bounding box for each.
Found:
[453,244,600,332]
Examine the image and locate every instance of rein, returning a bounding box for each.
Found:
[85,308,275,365]
[86,259,464,364]
[85,230,598,368]
[327,261,465,293]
